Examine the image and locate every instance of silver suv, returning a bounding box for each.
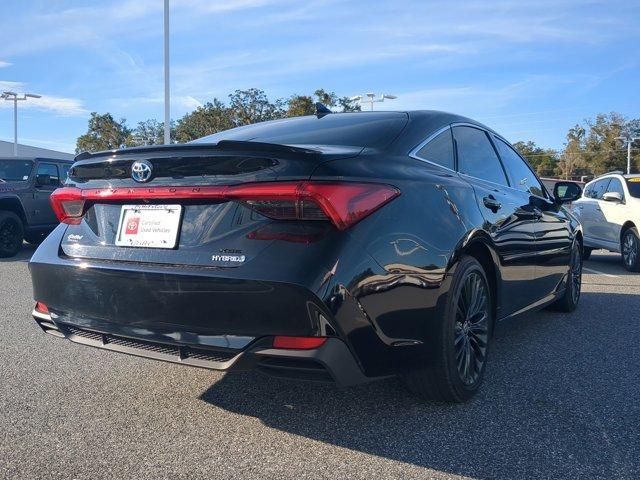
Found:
[571,172,640,271]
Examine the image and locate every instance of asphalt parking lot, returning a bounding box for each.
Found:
[1,247,639,479]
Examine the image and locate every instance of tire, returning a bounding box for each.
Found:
[621,227,640,272]
[582,247,592,261]
[24,232,45,245]
[403,255,493,403]
[550,241,582,312]
[0,211,24,258]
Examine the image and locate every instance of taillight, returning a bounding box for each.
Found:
[230,182,400,230]
[50,187,85,225]
[273,336,327,349]
[49,182,400,230]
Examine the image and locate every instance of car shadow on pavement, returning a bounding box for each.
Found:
[0,243,37,263]
[200,291,639,479]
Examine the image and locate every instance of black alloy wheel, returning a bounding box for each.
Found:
[570,242,582,305]
[622,228,640,272]
[0,212,24,258]
[454,271,490,386]
[403,255,493,403]
[550,241,582,312]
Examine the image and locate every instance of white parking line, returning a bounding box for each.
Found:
[583,267,619,278]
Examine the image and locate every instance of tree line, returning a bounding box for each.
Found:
[75,88,359,153]
[514,112,639,180]
[76,89,639,179]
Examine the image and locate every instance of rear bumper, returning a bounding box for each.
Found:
[32,308,369,386]
[29,226,372,386]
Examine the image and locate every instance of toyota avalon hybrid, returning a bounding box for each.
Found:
[29,110,583,403]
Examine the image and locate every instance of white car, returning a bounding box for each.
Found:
[570,172,640,271]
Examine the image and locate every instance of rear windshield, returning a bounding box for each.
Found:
[0,160,33,182]
[626,178,640,198]
[192,113,408,149]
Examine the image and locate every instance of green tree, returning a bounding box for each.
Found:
[582,112,627,175]
[76,112,131,153]
[557,125,586,179]
[174,99,233,143]
[228,88,284,126]
[286,95,315,117]
[513,140,558,177]
[129,119,175,146]
[338,96,361,112]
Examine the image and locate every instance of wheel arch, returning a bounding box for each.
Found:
[620,221,636,245]
[0,196,27,224]
[450,230,501,324]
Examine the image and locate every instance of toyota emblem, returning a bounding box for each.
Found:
[131,160,153,183]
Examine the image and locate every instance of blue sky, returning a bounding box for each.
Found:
[0,0,638,154]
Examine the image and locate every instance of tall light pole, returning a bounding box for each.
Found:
[163,0,171,144]
[1,91,42,156]
[349,93,397,111]
[616,135,640,174]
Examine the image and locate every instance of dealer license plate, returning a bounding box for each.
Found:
[115,204,182,249]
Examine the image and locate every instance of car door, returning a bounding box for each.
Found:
[453,125,538,317]
[32,162,61,225]
[587,178,611,245]
[493,136,573,298]
[599,177,626,248]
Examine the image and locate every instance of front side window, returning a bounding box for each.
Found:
[606,178,624,199]
[494,137,545,197]
[585,179,610,199]
[453,126,508,186]
[413,129,454,170]
[0,160,33,182]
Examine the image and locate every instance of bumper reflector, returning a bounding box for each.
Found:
[272,336,327,350]
[35,302,49,314]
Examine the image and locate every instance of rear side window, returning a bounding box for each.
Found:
[60,164,71,183]
[584,179,610,199]
[36,163,60,186]
[453,126,508,186]
[494,137,545,197]
[413,129,454,170]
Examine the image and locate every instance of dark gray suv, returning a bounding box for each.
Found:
[0,157,73,257]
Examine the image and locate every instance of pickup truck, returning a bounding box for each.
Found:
[0,156,73,257]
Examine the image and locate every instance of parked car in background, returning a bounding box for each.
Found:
[0,157,73,257]
[571,172,640,270]
[30,110,583,403]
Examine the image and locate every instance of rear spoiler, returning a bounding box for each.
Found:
[75,141,321,161]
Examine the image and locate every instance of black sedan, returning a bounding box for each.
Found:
[29,110,582,403]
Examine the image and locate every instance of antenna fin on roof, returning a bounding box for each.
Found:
[315,102,332,117]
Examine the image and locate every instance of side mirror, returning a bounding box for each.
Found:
[602,191,623,203]
[35,174,51,187]
[553,181,582,204]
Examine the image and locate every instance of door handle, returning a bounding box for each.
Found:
[483,195,502,213]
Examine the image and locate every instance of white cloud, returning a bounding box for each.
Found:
[0,61,11,68]
[0,81,86,116]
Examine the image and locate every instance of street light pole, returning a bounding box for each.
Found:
[348,93,397,111]
[1,91,42,156]
[163,0,170,145]
[616,135,640,175]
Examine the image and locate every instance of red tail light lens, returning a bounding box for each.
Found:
[50,187,86,225]
[49,182,400,230]
[273,336,327,350]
